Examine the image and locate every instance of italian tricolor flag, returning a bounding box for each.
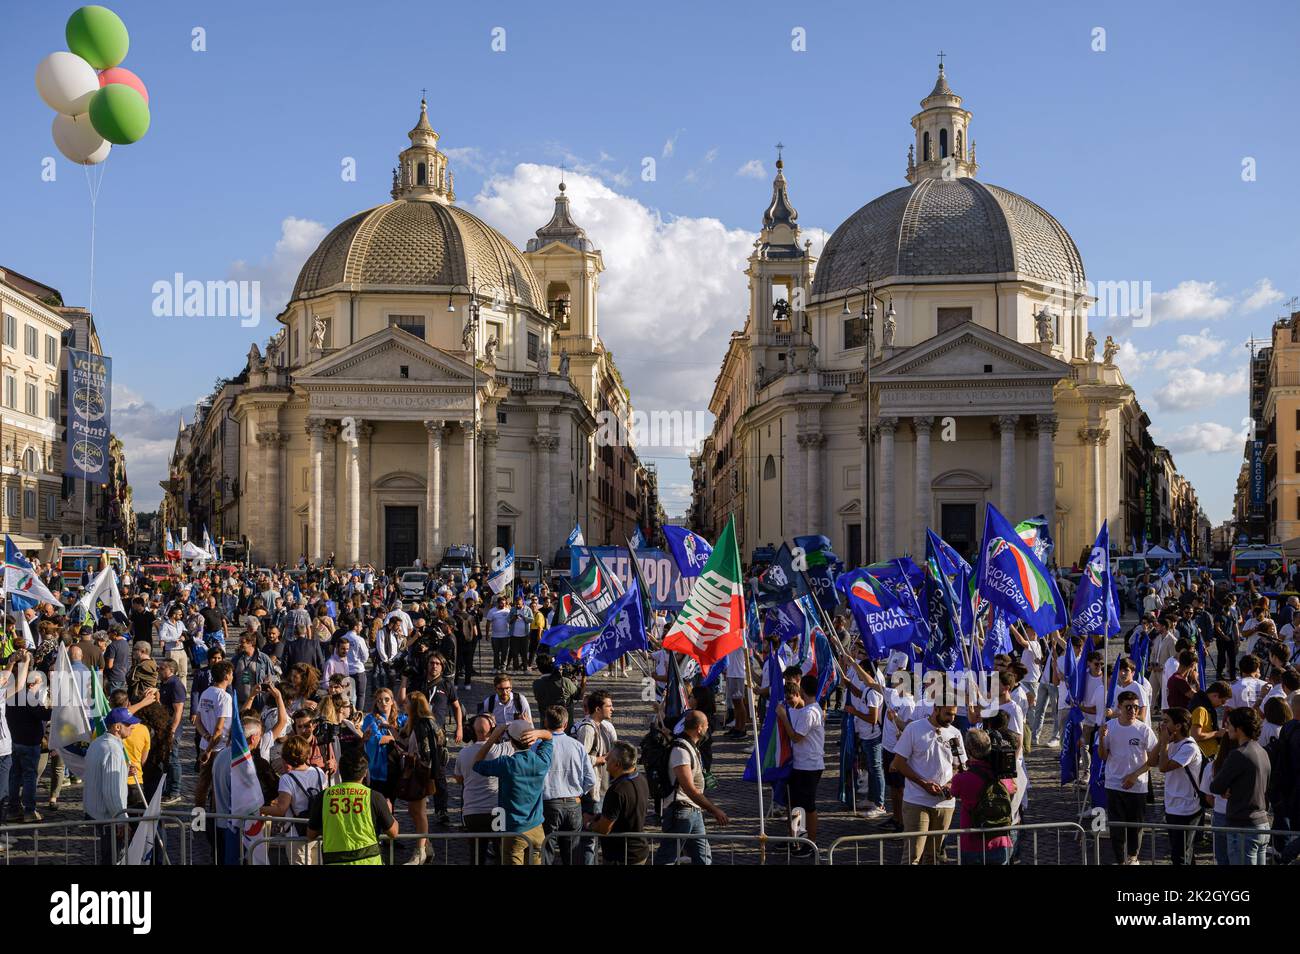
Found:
[663,516,745,666]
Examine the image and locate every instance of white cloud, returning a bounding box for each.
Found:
[112,383,190,510]
[658,482,693,518]
[229,216,327,321]
[1153,421,1239,455]
[1153,366,1248,411]
[736,159,766,179]
[469,163,781,447]
[1150,280,1233,323]
[443,146,488,175]
[1149,327,1227,371]
[703,147,719,164]
[1242,278,1285,312]
[662,130,683,159]
[1111,339,1149,376]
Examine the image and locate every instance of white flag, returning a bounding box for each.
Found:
[126,781,164,865]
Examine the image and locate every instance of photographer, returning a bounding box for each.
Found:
[950,728,1017,865]
[533,654,582,725]
[231,632,274,710]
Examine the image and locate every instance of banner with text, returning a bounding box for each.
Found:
[571,546,693,610]
[64,349,112,483]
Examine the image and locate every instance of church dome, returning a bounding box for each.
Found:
[291,199,545,312]
[811,177,1085,298]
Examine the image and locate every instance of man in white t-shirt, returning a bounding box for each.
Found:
[775,674,825,852]
[881,670,916,831]
[843,656,886,817]
[1079,652,1106,778]
[1109,657,1150,725]
[453,713,514,864]
[890,702,965,864]
[1229,655,1268,712]
[1098,688,1157,865]
[1150,707,1204,866]
[195,660,234,759]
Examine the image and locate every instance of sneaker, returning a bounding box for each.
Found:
[163,795,183,806]
[436,812,451,827]
[860,805,888,819]
[1047,739,1061,748]
[22,811,42,823]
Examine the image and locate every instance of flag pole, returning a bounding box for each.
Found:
[744,578,767,861]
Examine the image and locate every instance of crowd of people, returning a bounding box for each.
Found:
[1,555,1299,866]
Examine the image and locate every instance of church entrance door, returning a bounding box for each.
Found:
[384,506,419,571]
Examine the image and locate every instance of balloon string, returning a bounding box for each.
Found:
[83,160,106,315]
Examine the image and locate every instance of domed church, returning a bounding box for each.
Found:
[229,101,653,568]
[692,64,1138,568]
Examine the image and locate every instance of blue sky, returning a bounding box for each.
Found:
[3,0,1297,522]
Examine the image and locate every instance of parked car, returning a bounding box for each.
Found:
[398,570,429,599]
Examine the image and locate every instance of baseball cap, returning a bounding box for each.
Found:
[106,707,140,727]
[506,719,532,744]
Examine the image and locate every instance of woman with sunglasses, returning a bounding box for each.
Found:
[397,691,440,864]
[362,688,406,807]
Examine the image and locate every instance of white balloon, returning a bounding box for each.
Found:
[52,112,110,165]
[35,51,100,115]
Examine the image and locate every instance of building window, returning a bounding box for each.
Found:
[1295,449,1300,473]
[843,317,865,350]
[45,334,57,366]
[3,314,15,348]
[45,493,57,521]
[939,128,948,158]
[527,332,539,363]
[24,383,36,416]
[23,489,35,519]
[763,454,776,480]
[47,390,57,421]
[937,307,973,333]
[388,314,425,339]
[22,448,35,471]
[24,325,38,358]
[3,375,14,409]
[4,487,17,517]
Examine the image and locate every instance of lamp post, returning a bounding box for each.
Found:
[448,277,483,561]
[838,277,895,564]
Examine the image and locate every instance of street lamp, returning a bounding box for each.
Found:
[447,277,483,561]
[838,275,893,565]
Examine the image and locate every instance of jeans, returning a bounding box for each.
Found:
[508,635,528,670]
[579,794,602,865]
[1214,640,1237,682]
[349,671,368,710]
[1225,823,1271,865]
[657,803,711,865]
[491,638,509,671]
[542,798,583,865]
[0,754,10,817]
[1212,812,1231,866]
[1027,683,1055,742]
[8,743,41,815]
[858,736,884,807]
[455,638,476,684]
[164,731,183,798]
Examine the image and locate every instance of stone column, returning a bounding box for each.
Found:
[321,423,338,561]
[1036,413,1058,522]
[482,429,500,554]
[255,427,286,564]
[306,417,325,563]
[356,421,373,564]
[533,433,557,558]
[802,432,825,536]
[913,416,934,557]
[462,421,477,554]
[425,421,444,563]
[878,416,897,558]
[998,414,1018,517]
[346,422,363,566]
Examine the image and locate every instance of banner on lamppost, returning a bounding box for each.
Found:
[64,349,112,483]
[1250,440,1265,512]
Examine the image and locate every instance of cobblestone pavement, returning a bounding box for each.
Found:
[1,618,1214,865]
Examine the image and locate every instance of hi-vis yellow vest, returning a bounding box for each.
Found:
[320,782,382,865]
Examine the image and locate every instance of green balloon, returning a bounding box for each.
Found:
[66,5,130,70]
[89,84,149,144]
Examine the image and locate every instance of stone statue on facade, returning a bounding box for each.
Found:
[246,342,263,371]
[537,337,550,372]
[484,334,499,365]
[461,320,475,354]
[558,348,570,377]
[756,362,765,386]
[1035,306,1055,345]
[1084,330,1097,362]
[785,349,796,374]
[1103,334,1119,367]
[265,329,286,367]
[311,314,327,351]
[882,312,896,348]
[807,341,819,369]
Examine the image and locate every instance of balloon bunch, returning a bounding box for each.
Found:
[34,5,149,165]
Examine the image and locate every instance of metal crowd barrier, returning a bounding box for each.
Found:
[827,821,1091,866]
[1093,819,1296,866]
[0,813,190,865]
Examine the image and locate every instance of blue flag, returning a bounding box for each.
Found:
[976,503,1066,638]
[756,543,800,608]
[837,569,924,659]
[663,526,713,578]
[764,600,806,643]
[923,530,965,673]
[981,607,1013,670]
[579,580,647,676]
[567,523,585,549]
[1071,522,1121,639]
[794,534,840,615]
[629,525,646,550]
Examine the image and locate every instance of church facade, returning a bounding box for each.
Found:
[690,65,1145,568]
[192,102,656,569]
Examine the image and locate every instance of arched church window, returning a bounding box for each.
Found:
[417,162,427,185]
[922,132,931,161]
[763,455,776,480]
[23,448,35,471]
[939,128,948,158]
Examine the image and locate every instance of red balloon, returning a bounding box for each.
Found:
[97,67,148,104]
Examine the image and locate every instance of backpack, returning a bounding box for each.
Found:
[284,767,327,836]
[969,764,1014,830]
[478,691,524,721]
[640,730,689,801]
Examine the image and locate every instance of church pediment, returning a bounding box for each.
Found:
[296,325,479,386]
[874,322,1071,382]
